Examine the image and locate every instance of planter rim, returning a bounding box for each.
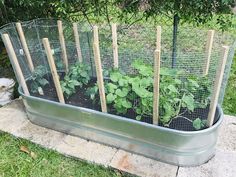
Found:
[18,86,223,135]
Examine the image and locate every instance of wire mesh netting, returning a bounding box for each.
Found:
[0,18,235,131]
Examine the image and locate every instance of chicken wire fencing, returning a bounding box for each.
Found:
[0,18,235,131]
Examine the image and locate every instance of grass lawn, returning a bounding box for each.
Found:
[0,132,131,177]
[223,55,236,115]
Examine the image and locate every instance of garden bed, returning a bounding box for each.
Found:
[2,19,234,166]
[27,70,218,132]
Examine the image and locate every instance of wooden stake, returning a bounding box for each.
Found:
[16,22,34,72]
[153,49,161,125]
[156,26,161,51]
[203,30,215,75]
[207,45,229,127]
[1,34,30,96]
[57,20,68,73]
[112,23,118,68]
[42,38,65,104]
[93,26,107,113]
[73,22,83,62]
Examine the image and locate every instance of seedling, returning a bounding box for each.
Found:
[60,62,91,98]
[30,65,49,94]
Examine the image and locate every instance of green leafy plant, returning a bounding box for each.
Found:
[105,70,133,114]
[60,75,80,98]
[87,59,212,130]
[86,84,99,103]
[69,62,91,83]
[60,62,91,98]
[193,118,207,130]
[30,65,49,94]
[184,75,211,108]
[86,70,133,114]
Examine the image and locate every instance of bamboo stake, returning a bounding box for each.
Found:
[156,26,161,51]
[42,38,65,104]
[153,49,161,125]
[112,23,118,68]
[207,45,229,127]
[57,20,68,73]
[16,22,34,72]
[203,30,215,75]
[73,22,83,62]
[93,26,107,113]
[1,34,30,96]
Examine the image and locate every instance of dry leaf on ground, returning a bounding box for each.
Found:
[20,145,30,154]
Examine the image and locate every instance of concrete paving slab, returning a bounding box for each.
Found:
[55,135,118,167]
[110,150,178,177]
[177,150,236,177]
[217,115,236,151]
[15,121,65,149]
[0,99,29,134]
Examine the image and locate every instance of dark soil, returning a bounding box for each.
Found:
[28,74,102,111]
[167,106,219,131]
[27,74,219,132]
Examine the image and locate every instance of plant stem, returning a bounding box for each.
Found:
[176,116,193,122]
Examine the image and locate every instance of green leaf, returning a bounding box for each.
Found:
[64,88,71,96]
[115,88,129,97]
[140,77,152,87]
[103,70,109,77]
[160,68,177,76]
[136,115,142,120]
[80,71,88,77]
[72,80,80,86]
[136,108,142,114]
[167,85,178,93]
[131,60,153,76]
[121,99,132,108]
[107,83,117,93]
[174,79,182,85]
[182,95,195,111]
[193,118,205,130]
[110,71,122,82]
[118,79,128,87]
[161,103,174,124]
[68,83,75,89]
[133,87,151,98]
[161,115,172,124]
[30,82,39,93]
[106,93,116,103]
[38,78,49,86]
[188,79,199,88]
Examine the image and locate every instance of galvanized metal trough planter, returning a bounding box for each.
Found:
[20,88,223,166]
[1,19,235,167]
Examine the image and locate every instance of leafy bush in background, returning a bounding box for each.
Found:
[0,0,235,28]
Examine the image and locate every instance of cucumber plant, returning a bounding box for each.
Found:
[87,59,211,130]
